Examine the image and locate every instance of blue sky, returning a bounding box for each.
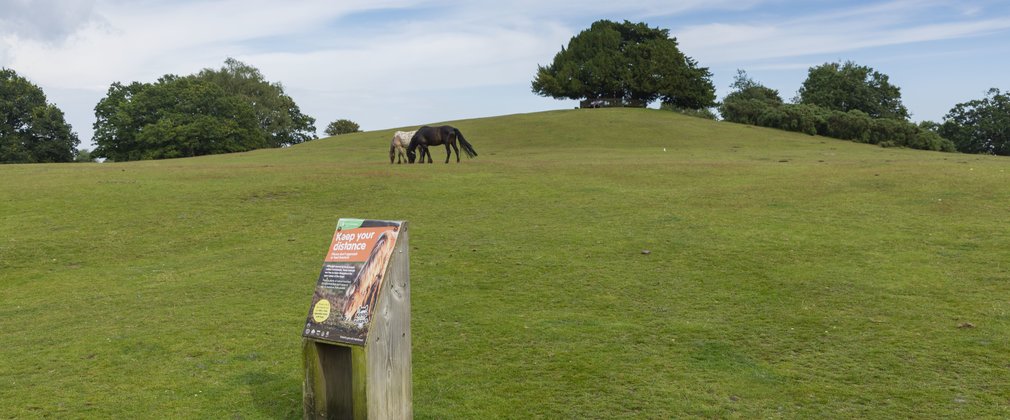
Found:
[1,0,1008,149]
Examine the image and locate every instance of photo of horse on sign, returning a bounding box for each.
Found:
[406,125,477,164]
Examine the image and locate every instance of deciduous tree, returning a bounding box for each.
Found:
[939,88,1010,155]
[719,70,784,124]
[797,61,909,120]
[93,59,314,161]
[532,20,715,109]
[196,58,316,147]
[0,68,79,163]
[93,76,264,161]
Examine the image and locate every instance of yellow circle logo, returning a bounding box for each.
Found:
[312,299,331,323]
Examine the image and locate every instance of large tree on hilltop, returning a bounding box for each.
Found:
[0,68,79,163]
[532,20,715,109]
[797,61,909,120]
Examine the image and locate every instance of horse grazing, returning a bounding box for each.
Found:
[406,125,478,164]
[389,130,416,164]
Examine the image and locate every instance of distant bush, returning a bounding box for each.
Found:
[824,109,873,143]
[325,119,361,136]
[756,104,823,136]
[718,71,783,125]
[74,148,94,163]
[720,98,769,125]
[721,95,954,151]
[717,69,955,152]
[660,103,717,120]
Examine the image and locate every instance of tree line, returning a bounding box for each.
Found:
[2,19,1008,163]
[533,20,1009,155]
[717,67,955,151]
[1,59,360,163]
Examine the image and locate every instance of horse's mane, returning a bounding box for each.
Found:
[406,126,431,151]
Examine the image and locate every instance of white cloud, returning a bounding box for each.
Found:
[2,0,416,89]
[2,0,1010,145]
[676,2,1010,65]
[0,0,99,42]
[249,24,568,92]
[0,0,584,145]
[451,0,764,19]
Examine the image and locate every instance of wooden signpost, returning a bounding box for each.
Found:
[302,219,411,419]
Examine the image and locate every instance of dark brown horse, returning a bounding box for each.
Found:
[406,125,477,163]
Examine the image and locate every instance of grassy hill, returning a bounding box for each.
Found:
[2,108,1008,418]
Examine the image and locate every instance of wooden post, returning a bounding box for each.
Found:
[302,219,411,419]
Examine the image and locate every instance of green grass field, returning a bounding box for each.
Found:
[2,108,1009,418]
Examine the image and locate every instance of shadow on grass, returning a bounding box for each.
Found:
[240,371,301,419]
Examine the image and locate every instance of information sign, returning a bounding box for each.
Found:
[303,218,402,345]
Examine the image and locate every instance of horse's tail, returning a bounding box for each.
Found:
[389,140,396,164]
[454,128,477,158]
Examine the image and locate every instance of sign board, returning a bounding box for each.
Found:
[303,218,402,345]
